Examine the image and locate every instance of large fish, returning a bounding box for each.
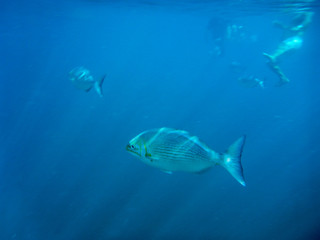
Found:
[126,127,246,186]
[69,67,105,97]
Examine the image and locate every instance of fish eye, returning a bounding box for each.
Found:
[131,145,135,149]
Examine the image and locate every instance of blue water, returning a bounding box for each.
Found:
[1,0,320,239]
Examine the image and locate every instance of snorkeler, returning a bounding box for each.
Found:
[206,16,228,57]
[207,17,248,57]
[263,11,313,85]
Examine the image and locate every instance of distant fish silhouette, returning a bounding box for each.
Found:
[69,67,106,97]
[238,75,264,88]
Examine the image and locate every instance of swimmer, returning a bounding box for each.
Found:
[207,17,228,57]
[263,11,313,85]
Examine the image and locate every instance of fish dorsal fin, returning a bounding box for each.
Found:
[189,136,199,142]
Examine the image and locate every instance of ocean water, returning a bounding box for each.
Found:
[1,0,320,239]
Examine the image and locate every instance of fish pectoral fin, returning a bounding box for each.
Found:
[161,170,173,174]
[85,87,92,92]
[195,167,212,174]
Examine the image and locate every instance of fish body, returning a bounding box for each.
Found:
[69,67,105,97]
[238,75,264,88]
[126,128,246,186]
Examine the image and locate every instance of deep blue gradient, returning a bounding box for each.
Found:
[1,1,320,239]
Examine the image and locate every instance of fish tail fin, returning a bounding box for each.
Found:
[221,135,246,186]
[94,74,106,97]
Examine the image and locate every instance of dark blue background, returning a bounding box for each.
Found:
[1,0,320,239]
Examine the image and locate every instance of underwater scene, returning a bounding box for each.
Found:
[1,0,320,239]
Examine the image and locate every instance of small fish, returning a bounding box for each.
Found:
[126,127,246,186]
[69,66,106,97]
[238,75,264,88]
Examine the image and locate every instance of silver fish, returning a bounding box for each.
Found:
[238,75,264,88]
[126,127,246,186]
[69,67,105,97]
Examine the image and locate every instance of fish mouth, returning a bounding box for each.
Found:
[126,144,134,153]
[126,144,131,151]
[126,144,141,157]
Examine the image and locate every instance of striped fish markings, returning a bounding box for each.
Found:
[126,128,246,186]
